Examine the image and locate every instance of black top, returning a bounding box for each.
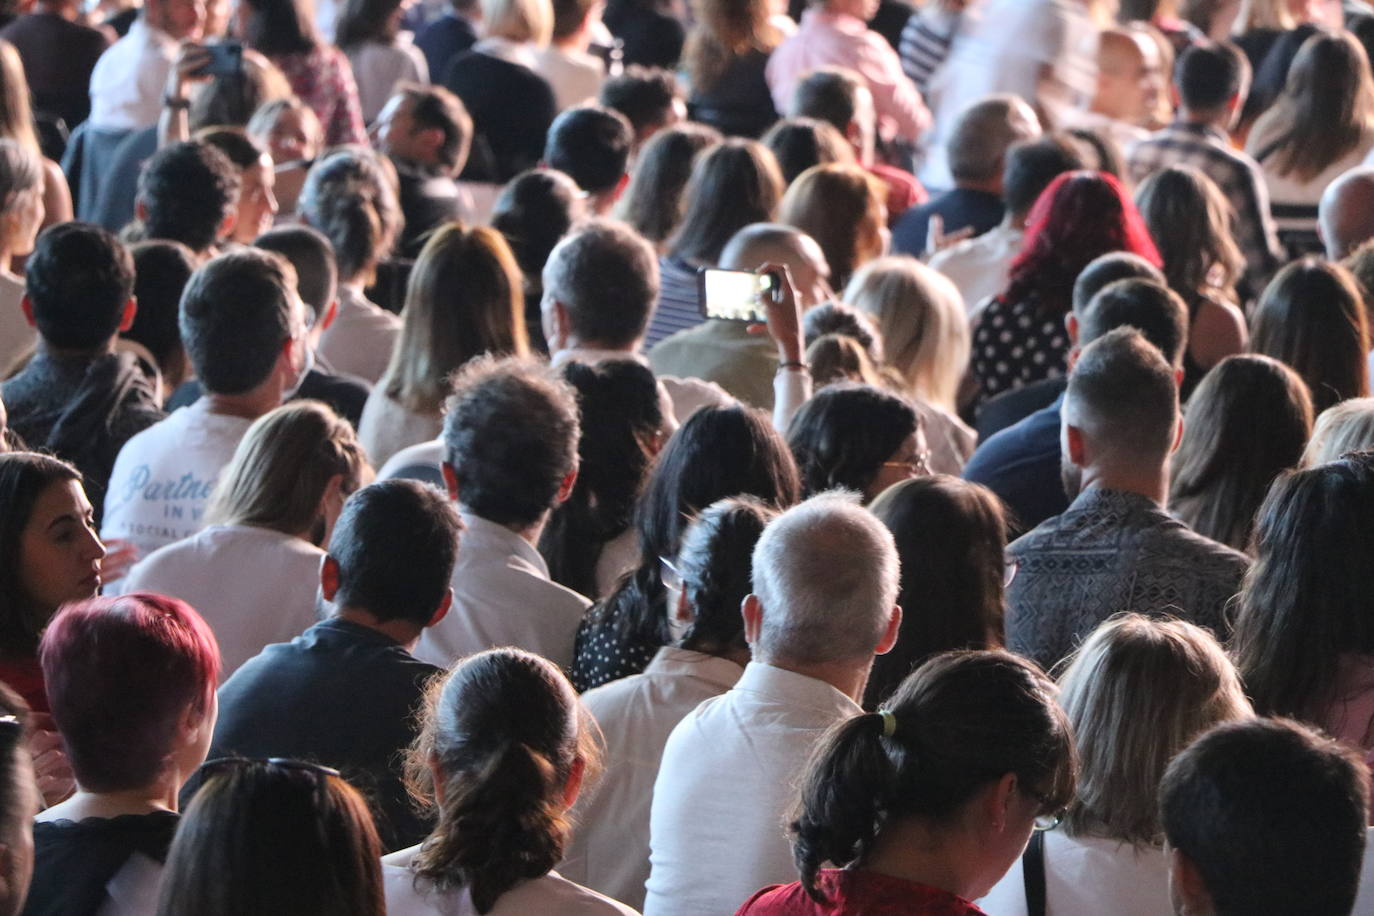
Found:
[890,187,1004,258]
[687,49,778,139]
[211,618,441,851]
[443,50,556,184]
[394,158,463,257]
[415,13,478,85]
[602,0,685,69]
[0,12,108,131]
[571,603,661,692]
[23,811,179,916]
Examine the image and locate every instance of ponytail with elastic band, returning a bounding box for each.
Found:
[877,708,898,738]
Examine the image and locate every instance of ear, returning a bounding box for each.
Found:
[553,299,573,346]
[427,752,447,806]
[1170,847,1215,915]
[441,461,460,502]
[1065,423,1088,467]
[135,199,148,222]
[19,294,35,328]
[562,754,587,809]
[218,209,237,242]
[674,585,693,623]
[612,171,629,204]
[118,297,138,333]
[845,119,862,150]
[426,588,453,629]
[1172,413,1184,454]
[986,771,1019,833]
[554,466,578,506]
[874,605,902,655]
[1065,312,1079,346]
[319,471,345,515]
[321,298,339,332]
[742,593,763,645]
[320,554,341,601]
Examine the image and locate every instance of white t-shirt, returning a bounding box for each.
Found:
[929,223,1025,314]
[347,35,429,125]
[534,46,605,112]
[978,831,1170,916]
[317,285,401,385]
[121,524,324,681]
[88,17,179,130]
[0,272,32,376]
[357,388,442,472]
[383,846,639,915]
[101,398,254,571]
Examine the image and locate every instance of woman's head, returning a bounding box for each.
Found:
[1251,257,1370,414]
[0,139,43,259]
[0,42,36,156]
[190,49,293,133]
[1057,614,1251,846]
[786,383,922,501]
[844,256,968,410]
[0,684,36,916]
[614,123,721,245]
[196,127,279,244]
[672,496,777,656]
[1262,31,1374,181]
[299,148,401,284]
[481,0,554,44]
[491,168,585,306]
[790,650,1076,902]
[247,97,323,165]
[158,759,383,916]
[336,0,407,47]
[1003,170,1161,316]
[236,0,317,55]
[0,453,102,658]
[40,594,220,794]
[762,118,856,186]
[1170,354,1313,551]
[864,476,1006,708]
[779,163,886,291]
[1134,165,1243,301]
[669,138,784,264]
[1303,397,1374,466]
[384,223,529,413]
[207,401,368,545]
[406,648,597,914]
[683,0,780,90]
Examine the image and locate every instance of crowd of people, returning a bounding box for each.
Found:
[4,0,1374,912]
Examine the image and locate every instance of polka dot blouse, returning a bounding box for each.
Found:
[971,296,1070,403]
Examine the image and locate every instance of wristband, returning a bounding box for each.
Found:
[163,95,191,109]
[778,360,809,372]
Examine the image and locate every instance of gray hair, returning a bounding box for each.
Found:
[947,94,1041,184]
[750,491,899,664]
[719,222,809,269]
[1302,397,1374,466]
[541,219,659,348]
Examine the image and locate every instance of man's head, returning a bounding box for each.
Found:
[253,225,338,344]
[540,219,658,351]
[1174,41,1250,126]
[543,105,634,215]
[599,67,683,150]
[1002,133,1088,224]
[744,491,900,670]
[946,94,1042,194]
[790,67,876,165]
[136,140,241,255]
[1319,166,1374,260]
[23,223,135,352]
[144,0,205,40]
[196,128,278,244]
[1093,26,1166,125]
[1161,718,1368,916]
[440,356,581,530]
[178,248,308,399]
[1073,277,1188,371]
[1071,251,1167,313]
[549,0,598,44]
[720,222,831,310]
[372,83,473,177]
[323,479,460,628]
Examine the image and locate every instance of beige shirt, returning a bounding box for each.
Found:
[317,285,401,385]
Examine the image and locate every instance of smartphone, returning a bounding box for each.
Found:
[198,41,244,79]
[699,267,780,322]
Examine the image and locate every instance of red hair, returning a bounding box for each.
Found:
[40,593,220,792]
[1002,170,1162,317]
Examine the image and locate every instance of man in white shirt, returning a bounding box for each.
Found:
[643,492,902,916]
[88,0,205,131]
[413,356,591,671]
[102,248,310,571]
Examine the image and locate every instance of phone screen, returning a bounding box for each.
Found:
[699,268,771,322]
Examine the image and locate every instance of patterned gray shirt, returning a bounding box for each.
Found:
[1005,488,1249,671]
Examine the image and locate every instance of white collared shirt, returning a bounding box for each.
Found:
[562,648,745,910]
[928,222,1025,316]
[317,285,401,385]
[88,16,179,130]
[643,662,862,916]
[980,831,1170,915]
[413,512,591,671]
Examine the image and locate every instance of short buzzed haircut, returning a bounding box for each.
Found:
[543,105,634,196]
[253,225,338,322]
[1071,251,1166,311]
[599,66,680,136]
[1161,718,1368,916]
[441,356,581,528]
[1064,327,1179,461]
[1175,41,1249,112]
[138,139,241,253]
[1077,278,1189,367]
[750,491,898,664]
[947,94,1040,185]
[1003,134,1086,217]
[542,219,659,347]
[790,67,861,132]
[25,222,134,350]
[327,479,461,626]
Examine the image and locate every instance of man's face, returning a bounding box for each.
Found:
[150,0,206,41]
[372,95,432,166]
[1098,34,1165,126]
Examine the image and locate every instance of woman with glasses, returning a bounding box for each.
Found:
[980,614,1251,915]
[786,383,927,503]
[736,650,1076,915]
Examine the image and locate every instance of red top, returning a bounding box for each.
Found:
[0,655,48,713]
[736,869,987,915]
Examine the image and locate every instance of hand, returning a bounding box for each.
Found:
[28,715,75,807]
[925,213,974,257]
[100,538,139,585]
[746,263,804,364]
[165,42,213,98]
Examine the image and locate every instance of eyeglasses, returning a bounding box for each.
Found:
[1021,785,1065,831]
[880,449,933,477]
[202,756,340,778]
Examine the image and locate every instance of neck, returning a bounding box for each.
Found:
[1005,211,1029,230]
[757,653,870,704]
[552,32,587,51]
[561,336,638,356]
[332,605,425,651]
[863,816,984,901]
[1079,464,1169,505]
[38,337,117,361]
[956,177,1002,196]
[203,385,280,421]
[40,779,182,822]
[1178,106,1228,131]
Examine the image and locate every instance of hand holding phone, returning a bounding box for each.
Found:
[699,267,783,323]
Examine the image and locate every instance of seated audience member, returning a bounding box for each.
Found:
[298,148,402,384]
[246,96,323,218]
[1134,165,1248,397]
[384,648,634,914]
[645,138,784,347]
[1074,25,1166,151]
[963,260,1175,533]
[28,594,219,915]
[0,141,44,376]
[1251,258,1370,415]
[737,649,1075,915]
[536,0,607,112]
[542,104,634,216]
[864,476,1006,709]
[1128,41,1282,295]
[196,128,278,246]
[614,122,721,250]
[2,223,162,514]
[86,0,205,131]
[1160,718,1368,916]
[983,615,1251,916]
[0,42,69,233]
[371,83,474,257]
[156,758,385,916]
[779,162,886,290]
[413,356,589,670]
[1302,397,1374,466]
[336,0,429,126]
[602,0,684,71]
[360,223,529,467]
[539,360,664,600]
[1169,355,1312,552]
[563,497,774,908]
[0,684,38,915]
[211,479,458,852]
[416,0,479,82]
[0,453,106,713]
[761,117,855,185]
[1006,329,1250,672]
[1319,166,1374,260]
[1232,454,1374,763]
[102,249,310,566]
[573,403,800,691]
[123,241,197,402]
[1,0,109,134]
[122,401,366,679]
[681,0,780,139]
[929,133,1085,315]
[599,66,683,152]
[649,223,829,412]
[490,167,586,348]
[892,94,1040,257]
[644,492,902,916]
[787,383,925,503]
[132,139,241,258]
[972,170,1162,405]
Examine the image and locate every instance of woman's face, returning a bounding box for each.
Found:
[18,479,106,615]
[232,154,279,243]
[269,108,320,164]
[865,427,930,503]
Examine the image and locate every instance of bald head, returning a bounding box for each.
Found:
[720,222,832,309]
[1093,27,1164,125]
[1320,167,1374,260]
[947,94,1042,191]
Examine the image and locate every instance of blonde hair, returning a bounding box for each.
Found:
[0,42,38,156]
[482,0,553,44]
[207,401,368,537]
[844,256,969,412]
[1233,0,1296,31]
[779,163,886,290]
[1057,614,1251,846]
[1302,397,1374,466]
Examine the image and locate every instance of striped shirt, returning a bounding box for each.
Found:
[899,4,960,91]
[644,256,704,348]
